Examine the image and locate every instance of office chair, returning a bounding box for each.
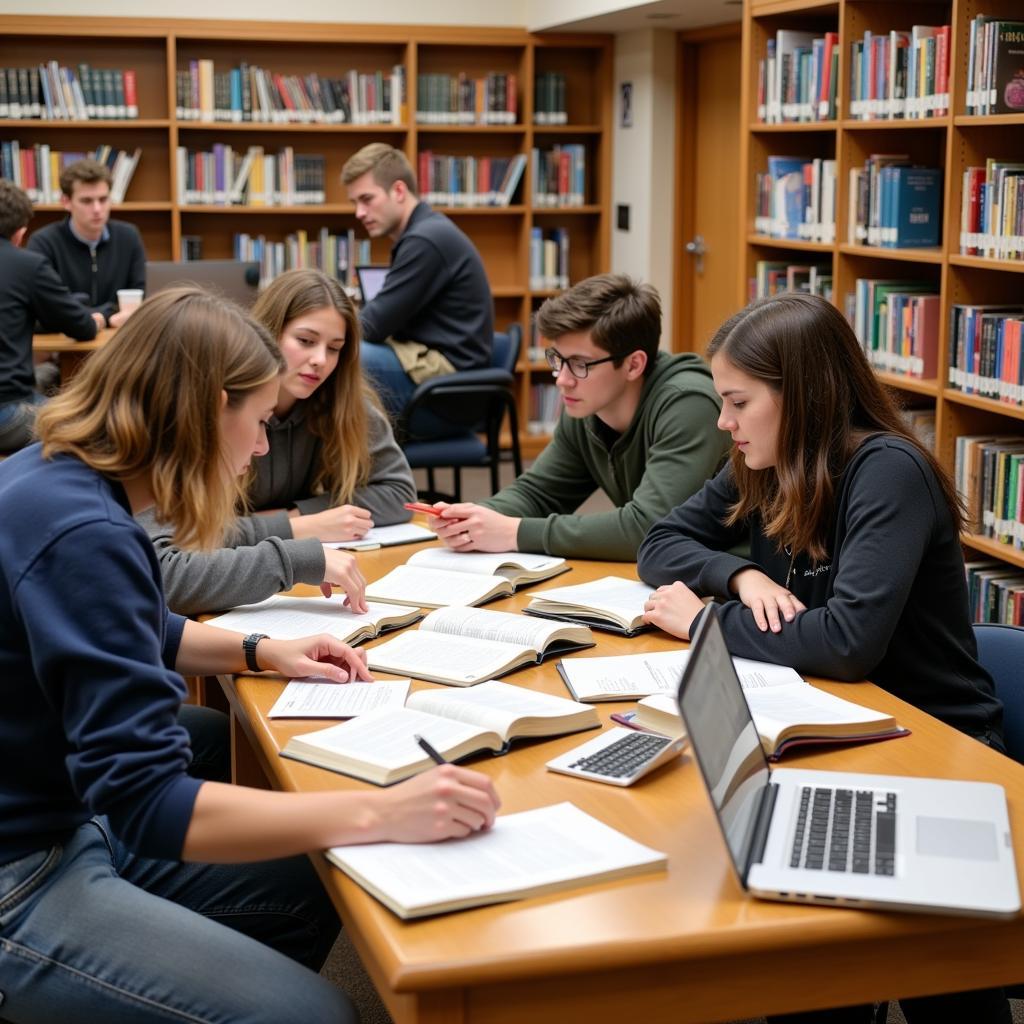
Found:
[973,623,1024,763]
[398,324,524,503]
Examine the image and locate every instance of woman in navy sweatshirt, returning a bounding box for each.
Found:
[637,292,1007,1023]
[0,287,499,1024]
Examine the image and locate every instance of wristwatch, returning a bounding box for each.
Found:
[242,632,269,672]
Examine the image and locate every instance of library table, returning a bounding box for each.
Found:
[220,544,1024,1024]
[33,327,114,379]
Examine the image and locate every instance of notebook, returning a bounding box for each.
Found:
[677,605,1020,917]
[355,265,389,303]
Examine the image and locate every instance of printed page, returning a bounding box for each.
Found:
[745,684,891,732]
[408,548,564,575]
[367,630,528,685]
[268,678,411,718]
[366,565,506,606]
[532,575,653,616]
[205,595,419,640]
[421,606,572,649]
[327,802,666,916]
[326,523,435,550]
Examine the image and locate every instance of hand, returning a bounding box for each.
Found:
[642,581,706,640]
[371,764,501,842]
[91,312,107,330]
[107,309,132,328]
[256,635,372,682]
[321,548,369,612]
[291,505,374,542]
[428,502,520,553]
[730,568,806,633]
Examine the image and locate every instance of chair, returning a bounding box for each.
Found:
[973,623,1024,763]
[398,324,524,503]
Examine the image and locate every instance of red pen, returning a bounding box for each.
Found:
[404,502,465,522]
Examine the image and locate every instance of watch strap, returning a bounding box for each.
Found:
[242,632,269,672]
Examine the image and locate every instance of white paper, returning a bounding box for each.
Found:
[408,548,564,577]
[366,565,508,607]
[367,630,528,684]
[421,605,578,648]
[268,678,411,718]
[325,523,435,550]
[529,575,653,619]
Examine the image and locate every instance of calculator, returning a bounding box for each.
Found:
[545,726,686,787]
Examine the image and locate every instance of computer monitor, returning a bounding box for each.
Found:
[355,265,389,304]
[145,260,260,309]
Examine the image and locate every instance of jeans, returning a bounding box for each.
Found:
[360,340,415,421]
[0,393,45,454]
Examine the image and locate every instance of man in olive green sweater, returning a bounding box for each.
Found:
[428,273,729,560]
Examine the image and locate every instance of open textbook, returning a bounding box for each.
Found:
[366,550,568,608]
[268,678,411,718]
[325,522,435,551]
[366,606,594,686]
[523,575,654,635]
[205,595,422,647]
[326,801,667,918]
[281,680,599,784]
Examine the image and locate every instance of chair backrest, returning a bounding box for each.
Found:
[491,323,522,373]
[973,623,1024,762]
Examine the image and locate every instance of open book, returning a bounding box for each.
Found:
[325,522,435,551]
[281,680,600,784]
[524,576,654,635]
[366,606,594,686]
[268,678,411,718]
[205,595,422,647]
[326,801,667,919]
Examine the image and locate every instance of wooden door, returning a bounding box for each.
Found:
[673,24,742,354]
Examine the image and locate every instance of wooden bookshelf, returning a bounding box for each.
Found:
[739,0,1024,617]
[0,16,612,457]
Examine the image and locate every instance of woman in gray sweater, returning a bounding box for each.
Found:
[142,269,416,614]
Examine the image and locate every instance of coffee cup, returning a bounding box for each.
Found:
[116,288,144,314]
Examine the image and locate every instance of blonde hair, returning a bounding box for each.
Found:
[36,287,283,550]
[250,268,378,505]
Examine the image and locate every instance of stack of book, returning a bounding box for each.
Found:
[532,144,587,207]
[0,63,138,120]
[848,25,950,120]
[0,141,140,204]
[415,72,517,125]
[233,228,371,289]
[534,72,568,124]
[750,261,832,301]
[757,29,838,123]
[955,435,1024,547]
[175,145,325,206]
[965,560,1024,625]
[417,151,526,207]
[847,156,942,248]
[530,227,569,291]
[850,279,940,379]
[965,17,1024,115]
[946,304,1024,403]
[959,161,1024,261]
[753,155,835,242]
[175,61,406,125]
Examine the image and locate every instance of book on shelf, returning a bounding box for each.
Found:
[325,522,435,551]
[752,261,832,302]
[954,434,1024,537]
[529,226,570,290]
[947,305,1024,402]
[417,151,526,207]
[847,156,942,248]
[753,156,835,242]
[523,576,654,636]
[0,142,140,204]
[966,561,1024,625]
[416,72,517,125]
[848,25,949,120]
[268,678,411,719]
[176,145,326,206]
[235,228,371,290]
[282,681,599,784]
[366,606,594,686]
[966,17,1024,115]
[527,382,562,436]
[851,279,939,379]
[959,161,1024,261]
[180,235,203,261]
[325,801,667,919]
[758,29,838,124]
[532,144,586,207]
[0,62,139,121]
[204,595,422,647]
[899,407,936,451]
[534,71,567,124]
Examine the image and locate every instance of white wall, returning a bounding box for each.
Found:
[611,28,676,346]
[526,0,642,31]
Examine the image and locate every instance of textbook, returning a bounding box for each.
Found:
[326,522,435,551]
[205,595,422,647]
[326,801,667,919]
[406,547,569,586]
[523,576,655,635]
[281,681,600,784]
[366,606,595,686]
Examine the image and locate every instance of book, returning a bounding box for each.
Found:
[282,681,600,784]
[204,595,422,647]
[268,678,411,718]
[407,547,569,585]
[523,576,654,636]
[325,801,667,918]
[366,606,594,686]
[325,522,435,551]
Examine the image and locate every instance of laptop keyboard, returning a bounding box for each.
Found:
[567,731,674,780]
[790,787,897,876]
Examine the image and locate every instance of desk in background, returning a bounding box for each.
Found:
[221,546,1024,1024]
[33,328,114,379]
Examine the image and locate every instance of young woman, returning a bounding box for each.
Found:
[0,288,499,1024]
[141,268,417,614]
[637,292,1007,1024]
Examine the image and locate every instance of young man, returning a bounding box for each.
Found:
[342,143,493,418]
[0,179,103,453]
[429,274,730,561]
[27,158,146,329]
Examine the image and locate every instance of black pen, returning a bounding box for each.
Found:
[414,733,448,765]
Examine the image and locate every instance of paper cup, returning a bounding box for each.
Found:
[117,288,144,313]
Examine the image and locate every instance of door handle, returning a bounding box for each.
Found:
[685,235,706,274]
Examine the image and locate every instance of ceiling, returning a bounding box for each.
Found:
[531,0,742,34]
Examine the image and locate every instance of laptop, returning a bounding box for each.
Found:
[146,260,260,309]
[677,605,1020,917]
[355,265,389,304]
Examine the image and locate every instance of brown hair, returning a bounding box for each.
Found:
[36,288,283,550]
[341,143,418,195]
[536,273,662,376]
[0,178,33,238]
[251,268,377,505]
[59,158,112,198]
[707,292,962,561]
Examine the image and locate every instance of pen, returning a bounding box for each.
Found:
[414,733,449,765]
[404,501,444,515]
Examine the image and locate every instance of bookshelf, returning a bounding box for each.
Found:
[739,0,1024,620]
[0,16,612,457]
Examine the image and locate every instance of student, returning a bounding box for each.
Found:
[139,268,416,614]
[428,273,730,561]
[342,143,493,418]
[0,178,103,454]
[0,287,500,1024]
[27,157,146,328]
[636,292,1008,1023]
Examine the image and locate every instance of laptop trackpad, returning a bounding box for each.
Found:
[916,816,998,861]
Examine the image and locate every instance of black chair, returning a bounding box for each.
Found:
[398,325,524,503]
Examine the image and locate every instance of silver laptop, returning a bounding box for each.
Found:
[355,265,388,304]
[677,606,1020,917]
[146,260,259,309]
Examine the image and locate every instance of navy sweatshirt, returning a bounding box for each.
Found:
[0,446,201,863]
[637,436,1003,739]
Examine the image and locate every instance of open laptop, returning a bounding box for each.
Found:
[355,265,389,304]
[146,260,260,309]
[677,605,1020,917]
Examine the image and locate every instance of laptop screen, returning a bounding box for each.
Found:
[146,260,259,309]
[356,265,389,303]
[676,606,772,881]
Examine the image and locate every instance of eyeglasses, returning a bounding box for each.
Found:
[544,347,617,379]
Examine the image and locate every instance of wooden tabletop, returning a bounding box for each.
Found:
[221,541,1024,1024]
[32,327,116,353]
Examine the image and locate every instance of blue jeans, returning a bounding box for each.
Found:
[0,392,45,455]
[360,340,415,421]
